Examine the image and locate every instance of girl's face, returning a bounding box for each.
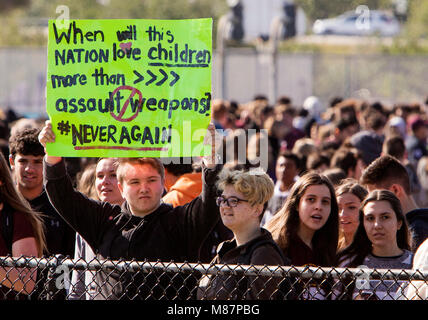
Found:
[363,200,402,249]
[337,192,361,236]
[298,184,332,234]
[96,159,123,205]
[218,185,260,232]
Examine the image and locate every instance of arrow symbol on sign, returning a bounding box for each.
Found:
[145,70,157,86]
[156,69,168,86]
[137,69,181,86]
[133,70,144,84]
[169,71,180,86]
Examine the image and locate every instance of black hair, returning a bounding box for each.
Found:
[162,157,194,176]
[8,128,44,159]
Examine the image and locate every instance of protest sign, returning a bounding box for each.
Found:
[46,18,212,157]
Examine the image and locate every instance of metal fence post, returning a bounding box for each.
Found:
[216,15,228,100]
[268,17,283,104]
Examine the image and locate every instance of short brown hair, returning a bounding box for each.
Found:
[307,152,330,171]
[331,148,358,175]
[360,155,410,194]
[211,99,229,121]
[9,127,44,159]
[116,158,164,184]
[275,104,296,117]
[383,135,405,160]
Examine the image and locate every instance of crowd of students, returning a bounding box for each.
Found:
[0,94,427,300]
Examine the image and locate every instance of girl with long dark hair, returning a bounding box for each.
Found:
[337,190,413,300]
[0,152,45,298]
[265,172,339,299]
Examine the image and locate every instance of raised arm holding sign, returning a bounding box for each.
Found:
[39,18,224,300]
[40,123,222,299]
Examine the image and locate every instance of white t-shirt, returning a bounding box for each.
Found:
[261,178,298,226]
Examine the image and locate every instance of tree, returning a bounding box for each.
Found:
[0,0,30,12]
[405,0,428,39]
[26,0,226,20]
[0,0,228,46]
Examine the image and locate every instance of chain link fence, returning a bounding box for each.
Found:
[0,255,426,300]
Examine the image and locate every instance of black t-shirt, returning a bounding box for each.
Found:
[29,190,75,257]
[406,208,428,251]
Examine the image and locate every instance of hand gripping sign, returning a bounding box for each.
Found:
[46,19,212,158]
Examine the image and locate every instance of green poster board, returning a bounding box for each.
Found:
[46,18,212,157]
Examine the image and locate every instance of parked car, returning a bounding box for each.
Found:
[312,10,401,37]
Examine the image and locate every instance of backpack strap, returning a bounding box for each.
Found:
[0,203,14,254]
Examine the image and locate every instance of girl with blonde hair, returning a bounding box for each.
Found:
[198,168,288,300]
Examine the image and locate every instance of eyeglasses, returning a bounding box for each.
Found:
[216,196,248,207]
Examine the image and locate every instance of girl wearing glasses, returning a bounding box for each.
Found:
[198,168,289,300]
[265,171,339,299]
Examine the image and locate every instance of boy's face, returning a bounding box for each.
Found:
[10,153,44,192]
[276,156,298,184]
[415,126,428,141]
[117,162,164,217]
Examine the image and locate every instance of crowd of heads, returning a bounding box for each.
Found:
[211,93,428,265]
[0,92,427,300]
[211,94,428,195]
